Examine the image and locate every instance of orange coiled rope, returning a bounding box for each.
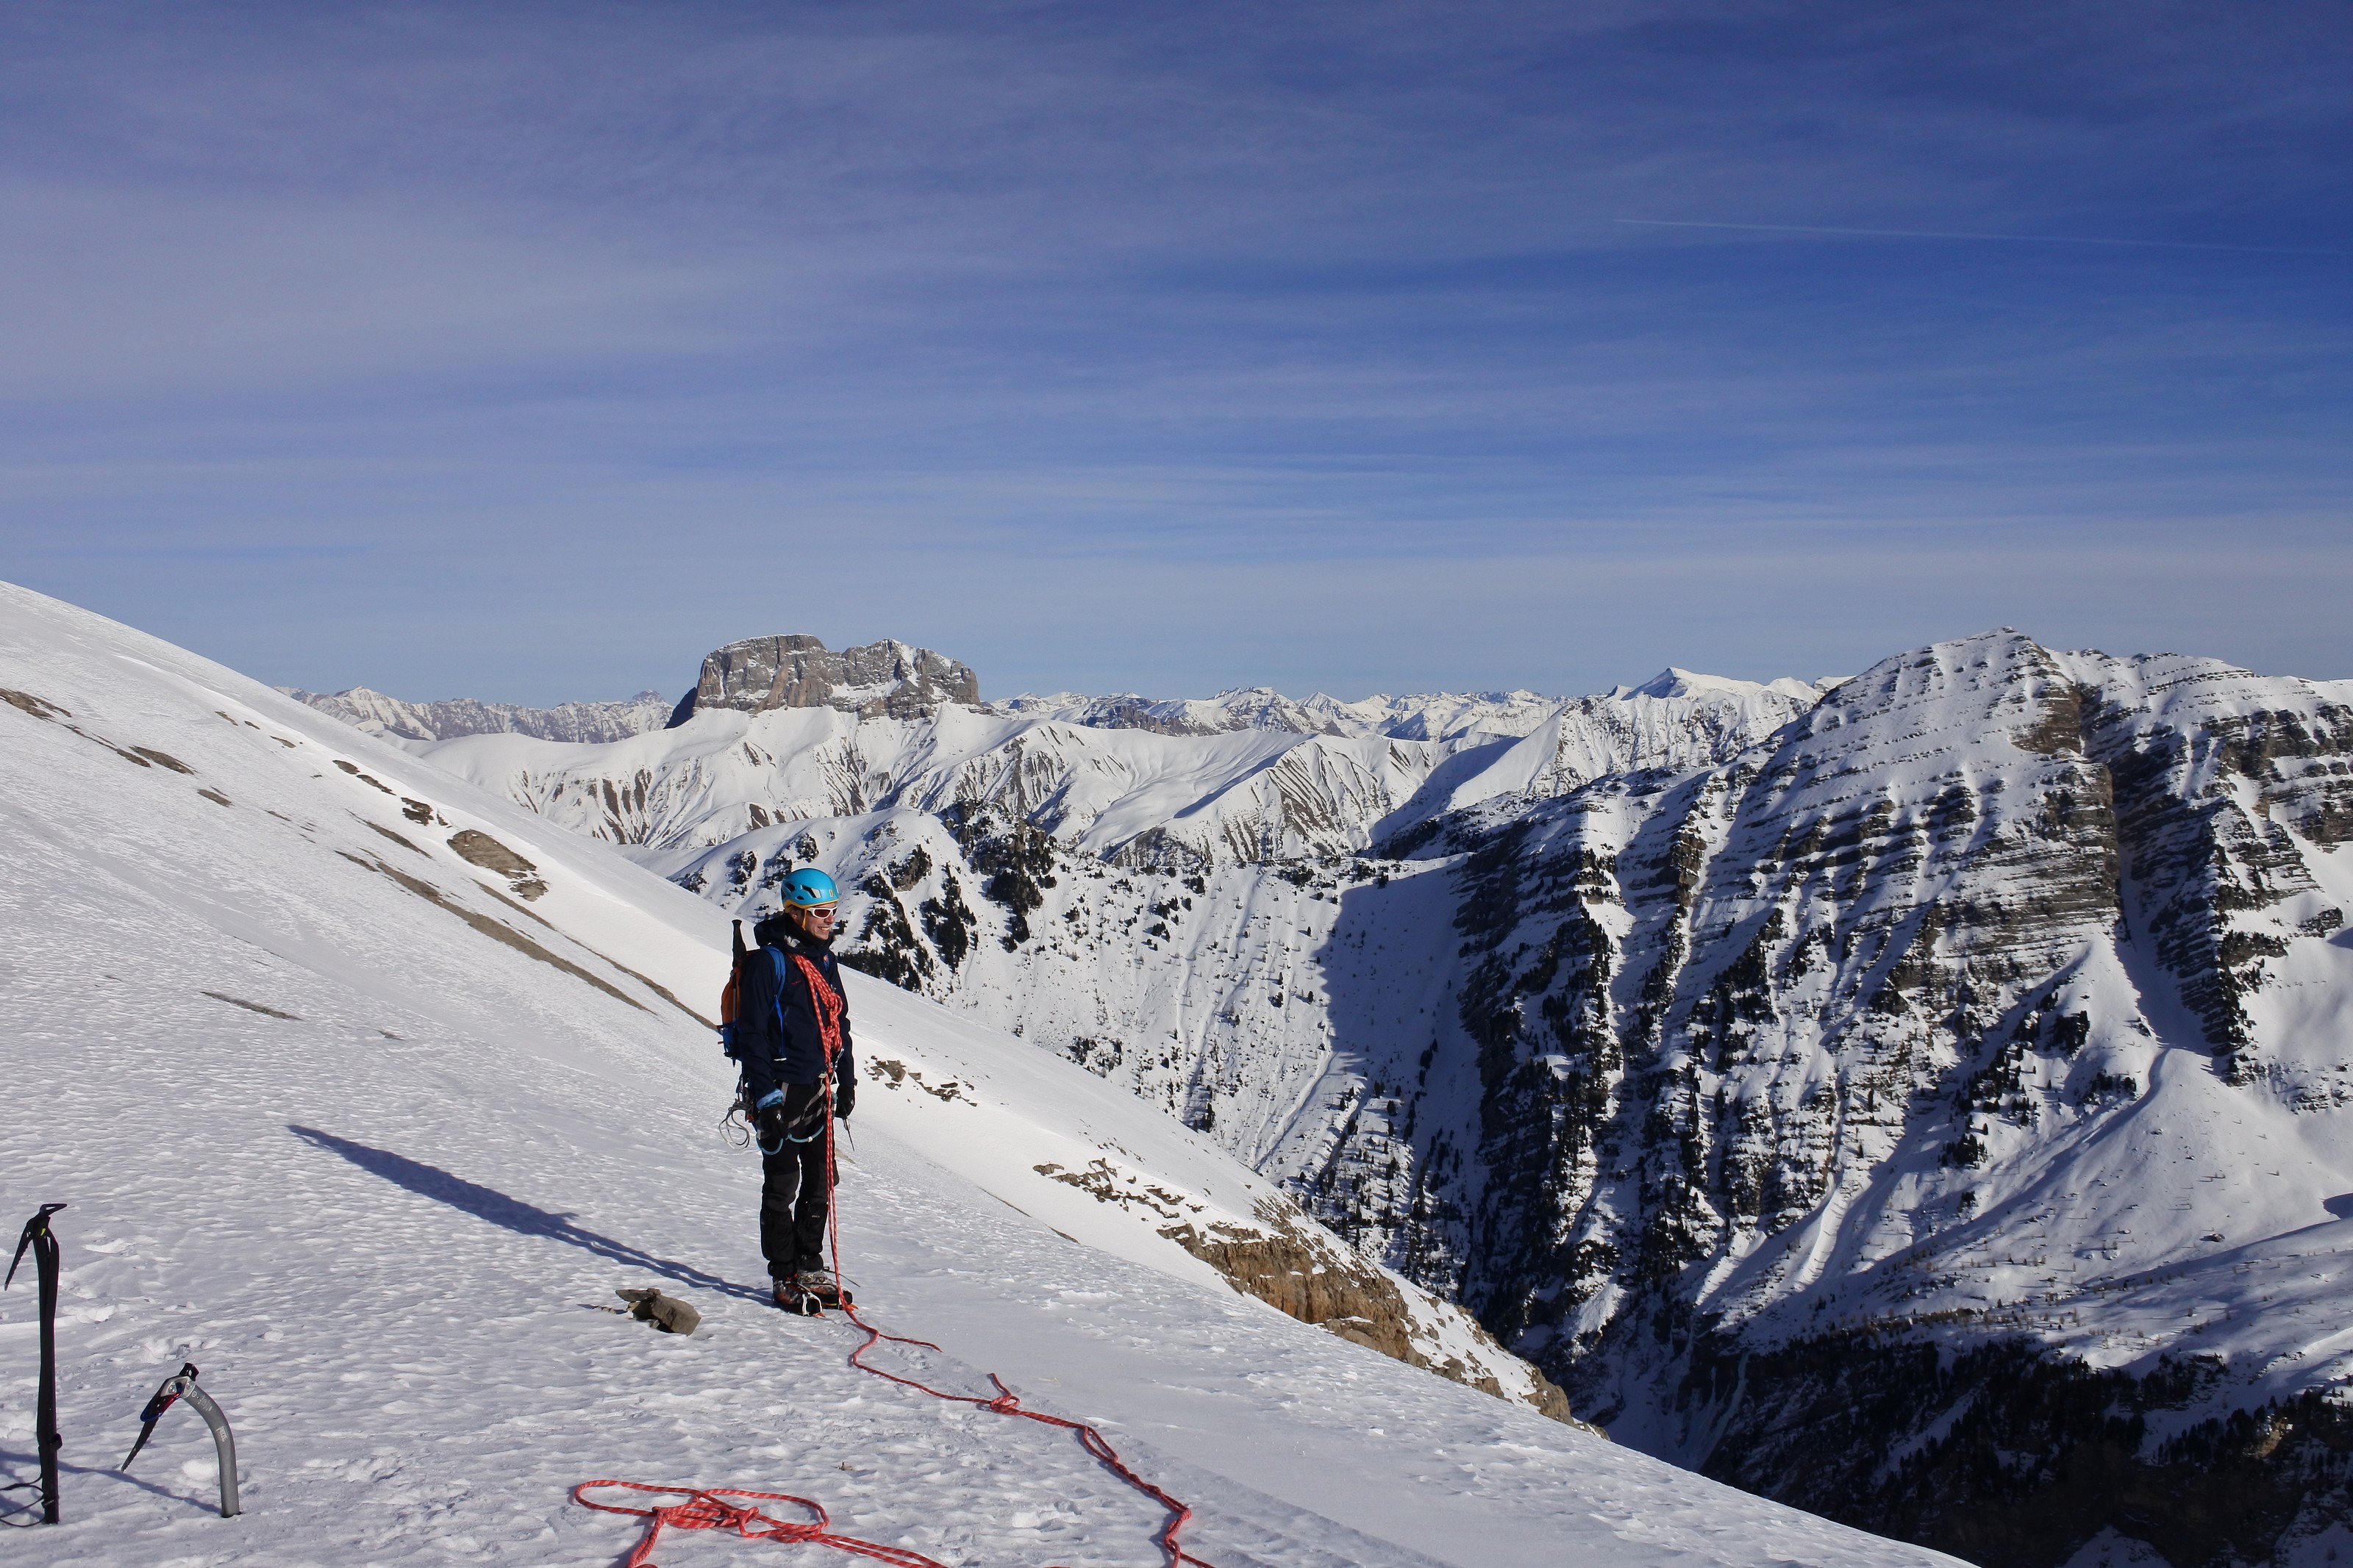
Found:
[571,1481,957,1567]
[575,953,1216,1568]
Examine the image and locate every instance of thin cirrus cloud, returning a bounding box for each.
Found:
[0,0,2347,703]
[1614,218,2353,259]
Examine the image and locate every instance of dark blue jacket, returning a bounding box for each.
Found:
[738,913,856,1128]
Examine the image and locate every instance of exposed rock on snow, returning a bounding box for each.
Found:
[1154,1194,1592,1429]
[445,826,549,901]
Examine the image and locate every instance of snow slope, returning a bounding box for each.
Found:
[0,580,1940,1567]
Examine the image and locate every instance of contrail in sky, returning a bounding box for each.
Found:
[1614,218,2351,258]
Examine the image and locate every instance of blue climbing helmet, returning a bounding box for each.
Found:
[780,867,840,909]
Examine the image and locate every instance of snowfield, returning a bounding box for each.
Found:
[0,579,1949,1565]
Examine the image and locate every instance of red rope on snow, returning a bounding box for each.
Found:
[571,1481,953,1567]
[575,954,1218,1568]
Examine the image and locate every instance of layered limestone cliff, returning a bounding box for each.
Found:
[672,634,979,723]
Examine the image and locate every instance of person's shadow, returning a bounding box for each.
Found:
[288,1126,768,1305]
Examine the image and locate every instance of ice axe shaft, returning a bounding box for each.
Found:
[7,1203,66,1525]
[122,1362,240,1518]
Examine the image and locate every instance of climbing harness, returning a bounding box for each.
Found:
[579,956,1218,1567]
[6,1203,65,1525]
[121,1361,241,1518]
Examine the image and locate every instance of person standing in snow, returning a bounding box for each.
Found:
[737,867,858,1310]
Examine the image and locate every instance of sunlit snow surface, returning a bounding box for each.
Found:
[0,580,1948,1565]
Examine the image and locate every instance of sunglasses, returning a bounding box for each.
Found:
[798,903,839,918]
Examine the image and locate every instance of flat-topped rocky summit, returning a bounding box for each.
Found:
[669,634,980,725]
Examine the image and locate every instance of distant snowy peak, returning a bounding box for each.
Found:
[1611,666,1840,704]
[674,633,980,724]
[998,674,1824,747]
[990,687,1344,737]
[989,684,1560,740]
[280,685,674,744]
[996,683,1668,742]
[1309,688,1569,742]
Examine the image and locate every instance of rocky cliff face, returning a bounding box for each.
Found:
[1329,631,2353,1567]
[675,634,979,723]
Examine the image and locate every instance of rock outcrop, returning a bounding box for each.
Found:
[671,635,979,724]
[1157,1195,1588,1426]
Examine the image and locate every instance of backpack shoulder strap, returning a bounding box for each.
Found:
[766,945,792,1031]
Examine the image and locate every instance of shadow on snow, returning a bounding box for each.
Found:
[288,1124,768,1306]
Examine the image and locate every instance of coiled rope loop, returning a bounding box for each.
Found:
[570,1481,951,1567]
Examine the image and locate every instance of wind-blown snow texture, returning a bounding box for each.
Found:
[409,629,2353,1567]
[0,581,1938,1566]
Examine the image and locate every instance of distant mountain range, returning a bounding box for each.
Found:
[286,634,1835,756]
[279,684,677,744]
[290,626,2353,1568]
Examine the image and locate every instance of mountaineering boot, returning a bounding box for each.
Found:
[772,1273,823,1316]
[796,1264,847,1309]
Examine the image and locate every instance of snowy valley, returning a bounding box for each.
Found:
[0,581,1943,1567]
[315,626,2353,1568]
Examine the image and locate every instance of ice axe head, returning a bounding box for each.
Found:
[138,1364,201,1424]
[6,1203,66,1289]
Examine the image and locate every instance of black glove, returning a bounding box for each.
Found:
[754,1089,789,1151]
[833,1073,854,1122]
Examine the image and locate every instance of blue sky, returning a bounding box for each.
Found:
[4,1,2349,704]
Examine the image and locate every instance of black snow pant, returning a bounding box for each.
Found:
[760,1136,831,1279]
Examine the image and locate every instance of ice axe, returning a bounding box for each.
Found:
[121,1362,241,1518]
[6,1203,65,1524]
